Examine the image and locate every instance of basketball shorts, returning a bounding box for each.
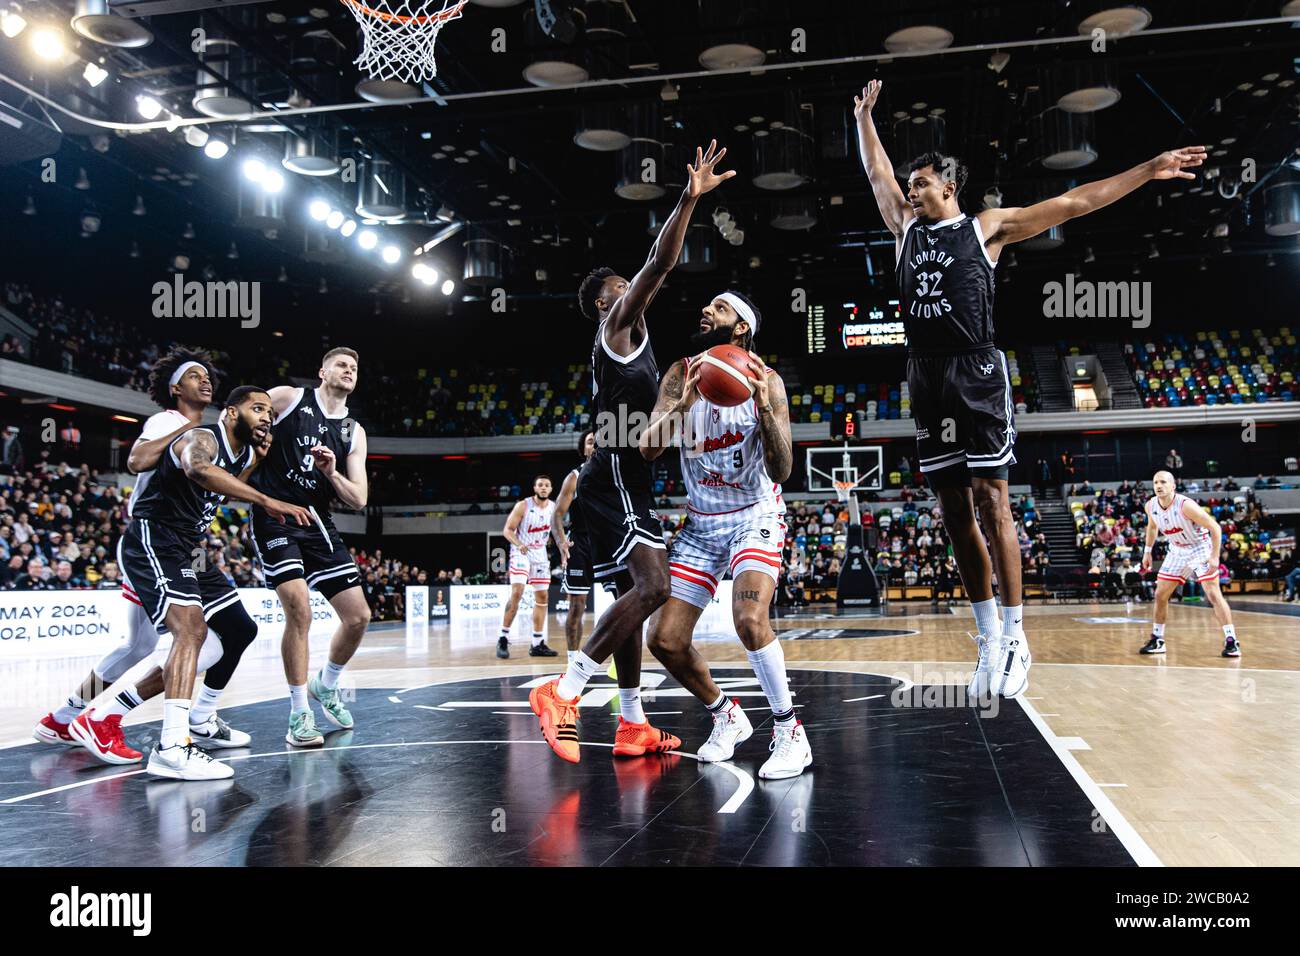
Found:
[563,531,593,596]
[251,507,361,598]
[908,347,1017,486]
[509,546,551,591]
[668,505,786,609]
[118,519,243,632]
[578,449,665,580]
[1158,540,1217,584]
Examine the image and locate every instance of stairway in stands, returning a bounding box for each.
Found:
[1033,488,1086,570]
[1029,345,1075,413]
[1094,341,1144,409]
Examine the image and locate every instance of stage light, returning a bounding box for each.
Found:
[441,278,455,295]
[183,126,208,148]
[136,94,162,120]
[339,219,357,237]
[261,169,285,193]
[326,209,345,230]
[382,244,401,264]
[31,27,63,60]
[242,157,268,182]
[357,229,378,250]
[203,137,228,159]
[83,62,108,87]
[309,199,330,221]
[1,10,26,38]
[412,262,437,285]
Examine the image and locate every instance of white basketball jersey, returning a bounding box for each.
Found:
[513,497,555,551]
[128,409,190,519]
[1148,493,1209,548]
[680,360,781,514]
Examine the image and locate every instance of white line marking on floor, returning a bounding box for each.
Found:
[843,694,886,702]
[387,696,402,703]
[1098,783,1128,788]
[1057,737,1091,751]
[1015,696,1162,867]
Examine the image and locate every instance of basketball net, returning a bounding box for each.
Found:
[341,0,468,85]
[833,478,862,526]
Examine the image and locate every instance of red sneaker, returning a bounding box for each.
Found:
[529,679,581,763]
[612,717,682,757]
[69,712,143,765]
[32,713,78,747]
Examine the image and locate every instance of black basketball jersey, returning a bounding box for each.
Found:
[251,387,357,515]
[131,423,252,539]
[591,319,658,452]
[896,213,997,354]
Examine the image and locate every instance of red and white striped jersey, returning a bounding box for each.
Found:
[680,358,782,515]
[511,497,555,552]
[1147,493,1210,548]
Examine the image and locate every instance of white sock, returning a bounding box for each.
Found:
[1223,624,1236,640]
[1152,622,1166,637]
[160,699,191,749]
[321,659,345,690]
[705,691,727,713]
[289,683,309,714]
[98,684,143,720]
[972,598,1002,639]
[189,680,223,725]
[53,694,87,725]
[619,688,645,724]
[532,630,545,647]
[499,626,510,640]
[556,650,598,700]
[1002,604,1024,638]
[746,640,793,717]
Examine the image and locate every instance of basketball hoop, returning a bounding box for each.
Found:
[832,479,858,503]
[341,0,468,85]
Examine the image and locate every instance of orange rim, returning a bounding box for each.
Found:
[341,0,466,26]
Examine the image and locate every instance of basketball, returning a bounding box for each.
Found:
[696,344,755,407]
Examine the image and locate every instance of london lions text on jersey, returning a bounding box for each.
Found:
[130,423,252,538]
[250,387,357,515]
[895,213,998,354]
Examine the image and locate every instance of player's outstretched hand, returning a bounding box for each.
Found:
[745,351,770,407]
[265,498,311,526]
[1148,146,1207,180]
[679,358,703,411]
[853,79,883,119]
[687,140,736,197]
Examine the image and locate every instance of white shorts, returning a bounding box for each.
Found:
[509,549,550,591]
[1157,539,1216,584]
[668,505,786,609]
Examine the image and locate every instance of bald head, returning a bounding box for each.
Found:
[1152,471,1176,499]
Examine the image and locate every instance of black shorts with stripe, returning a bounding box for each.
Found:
[577,449,665,580]
[118,519,242,632]
[250,508,361,598]
[907,346,1017,487]
[563,533,593,596]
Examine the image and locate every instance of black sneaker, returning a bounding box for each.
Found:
[1222,638,1241,658]
[1139,636,1166,655]
[496,637,510,659]
[529,641,558,658]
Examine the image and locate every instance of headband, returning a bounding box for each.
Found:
[169,360,206,387]
[717,292,758,335]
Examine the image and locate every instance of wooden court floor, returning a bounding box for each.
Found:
[1,599,1295,866]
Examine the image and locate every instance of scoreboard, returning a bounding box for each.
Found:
[807,299,907,354]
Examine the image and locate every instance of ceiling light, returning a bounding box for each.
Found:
[31,28,63,60]
[83,62,108,88]
[340,219,357,238]
[382,244,401,264]
[227,242,239,259]
[203,137,228,159]
[183,126,208,148]
[261,169,285,193]
[136,95,162,120]
[132,195,145,216]
[1,10,27,38]
[357,229,378,250]
[326,209,345,229]
[883,25,953,53]
[309,200,330,221]
[441,278,455,295]
[22,194,35,215]
[182,222,195,239]
[242,157,268,182]
[74,168,90,190]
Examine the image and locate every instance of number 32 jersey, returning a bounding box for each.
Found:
[896,213,998,355]
[251,386,358,515]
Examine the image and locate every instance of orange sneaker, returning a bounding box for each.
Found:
[612,717,682,757]
[529,679,581,763]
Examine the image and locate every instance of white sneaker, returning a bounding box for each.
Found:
[967,633,999,699]
[696,700,753,763]
[188,714,251,749]
[759,722,812,780]
[990,633,1032,697]
[146,742,234,781]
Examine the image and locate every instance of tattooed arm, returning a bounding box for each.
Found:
[175,429,310,526]
[640,359,701,461]
[745,354,793,483]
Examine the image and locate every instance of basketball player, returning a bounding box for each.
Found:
[641,292,813,779]
[552,430,597,653]
[530,139,735,763]
[122,387,310,778]
[34,349,262,761]
[497,474,559,658]
[855,79,1206,696]
[1140,471,1241,658]
[250,347,371,748]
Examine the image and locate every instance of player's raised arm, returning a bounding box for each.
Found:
[854,80,913,239]
[266,385,302,417]
[502,499,529,551]
[175,430,310,526]
[640,359,699,461]
[607,141,735,343]
[979,147,1206,260]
